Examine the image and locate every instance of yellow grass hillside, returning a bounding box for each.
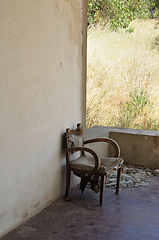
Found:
[87,19,159,130]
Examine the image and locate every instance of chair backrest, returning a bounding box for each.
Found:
[65,123,84,150]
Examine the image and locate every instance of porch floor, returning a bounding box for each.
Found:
[2,176,159,240]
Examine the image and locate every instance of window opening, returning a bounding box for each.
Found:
[86,0,159,131]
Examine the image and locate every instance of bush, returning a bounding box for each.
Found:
[88,0,158,29]
[107,0,150,29]
[87,0,108,25]
[119,88,153,128]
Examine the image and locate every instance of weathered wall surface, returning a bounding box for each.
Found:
[109,131,159,169]
[86,126,159,169]
[0,0,87,237]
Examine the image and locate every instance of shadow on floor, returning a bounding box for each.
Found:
[1,176,159,240]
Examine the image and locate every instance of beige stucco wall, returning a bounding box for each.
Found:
[0,0,87,237]
[109,130,159,169]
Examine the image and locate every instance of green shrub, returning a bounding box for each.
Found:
[108,0,150,29]
[87,0,108,25]
[119,88,153,128]
[88,0,158,29]
[125,27,135,33]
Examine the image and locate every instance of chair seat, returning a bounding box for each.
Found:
[100,157,123,174]
[70,156,95,171]
[70,155,122,172]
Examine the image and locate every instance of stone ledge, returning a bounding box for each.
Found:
[86,126,159,169]
[86,126,159,140]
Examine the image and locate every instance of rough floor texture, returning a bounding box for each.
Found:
[1,176,159,240]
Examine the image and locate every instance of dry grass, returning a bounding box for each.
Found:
[87,19,159,129]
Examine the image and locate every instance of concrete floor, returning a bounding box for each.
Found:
[1,176,159,240]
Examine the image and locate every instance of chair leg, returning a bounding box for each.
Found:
[100,174,106,206]
[65,167,71,201]
[116,167,122,194]
[91,173,100,193]
[80,178,88,193]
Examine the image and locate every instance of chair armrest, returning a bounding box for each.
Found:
[84,138,120,158]
[64,146,101,175]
